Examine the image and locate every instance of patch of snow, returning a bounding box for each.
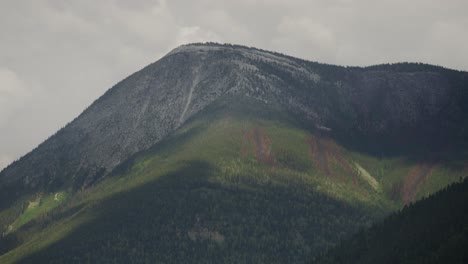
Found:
[167,45,224,56]
[169,44,321,83]
[179,67,200,125]
[239,49,320,83]
[27,197,41,209]
[54,192,64,201]
[317,125,332,132]
[188,228,225,243]
[233,60,259,72]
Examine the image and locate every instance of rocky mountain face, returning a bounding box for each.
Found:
[1,42,467,195]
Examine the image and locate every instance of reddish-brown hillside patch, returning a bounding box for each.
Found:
[402,163,435,204]
[306,137,332,177]
[306,136,358,185]
[335,155,358,186]
[242,127,276,167]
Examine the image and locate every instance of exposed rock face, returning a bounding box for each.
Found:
[1,43,467,190]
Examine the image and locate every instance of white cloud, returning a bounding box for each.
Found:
[0,68,28,97]
[0,154,13,171]
[273,16,336,62]
[175,26,221,46]
[0,68,31,126]
[0,68,33,170]
[422,20,468,69]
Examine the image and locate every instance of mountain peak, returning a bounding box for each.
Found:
[1,43,467,194]
[169,42,258,54]
[167,42,311,70]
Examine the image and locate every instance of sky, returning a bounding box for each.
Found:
[1,0,467,170]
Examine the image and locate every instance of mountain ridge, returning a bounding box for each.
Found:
[1,42,467,205]
[0,42,467,263]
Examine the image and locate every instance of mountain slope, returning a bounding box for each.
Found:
[0,43,467,263]
[2,43,467,193]
[0,101,387,263]
[0,97,465,263]
[318,178,468,264]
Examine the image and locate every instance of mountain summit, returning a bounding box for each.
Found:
[1,43,467,263]
[2,43,466,191]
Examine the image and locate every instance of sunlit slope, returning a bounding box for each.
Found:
[1,99,466,263]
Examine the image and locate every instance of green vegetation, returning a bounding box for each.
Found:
[5,192,68,234]
[0,99,466,263]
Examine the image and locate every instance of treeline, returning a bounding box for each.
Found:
[317,177,468,264]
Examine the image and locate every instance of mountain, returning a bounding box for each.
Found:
[317,177,468,264]
[0,43,467,263]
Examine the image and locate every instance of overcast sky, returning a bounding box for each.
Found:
[1,0,467,170]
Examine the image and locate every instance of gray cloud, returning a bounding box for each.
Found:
[1,0,467,170]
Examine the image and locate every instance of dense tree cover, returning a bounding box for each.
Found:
[9,161,373,264]
[2,96,466,263]
[317,177,468,264]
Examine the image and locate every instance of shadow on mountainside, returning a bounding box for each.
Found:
[15,160,377,264]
